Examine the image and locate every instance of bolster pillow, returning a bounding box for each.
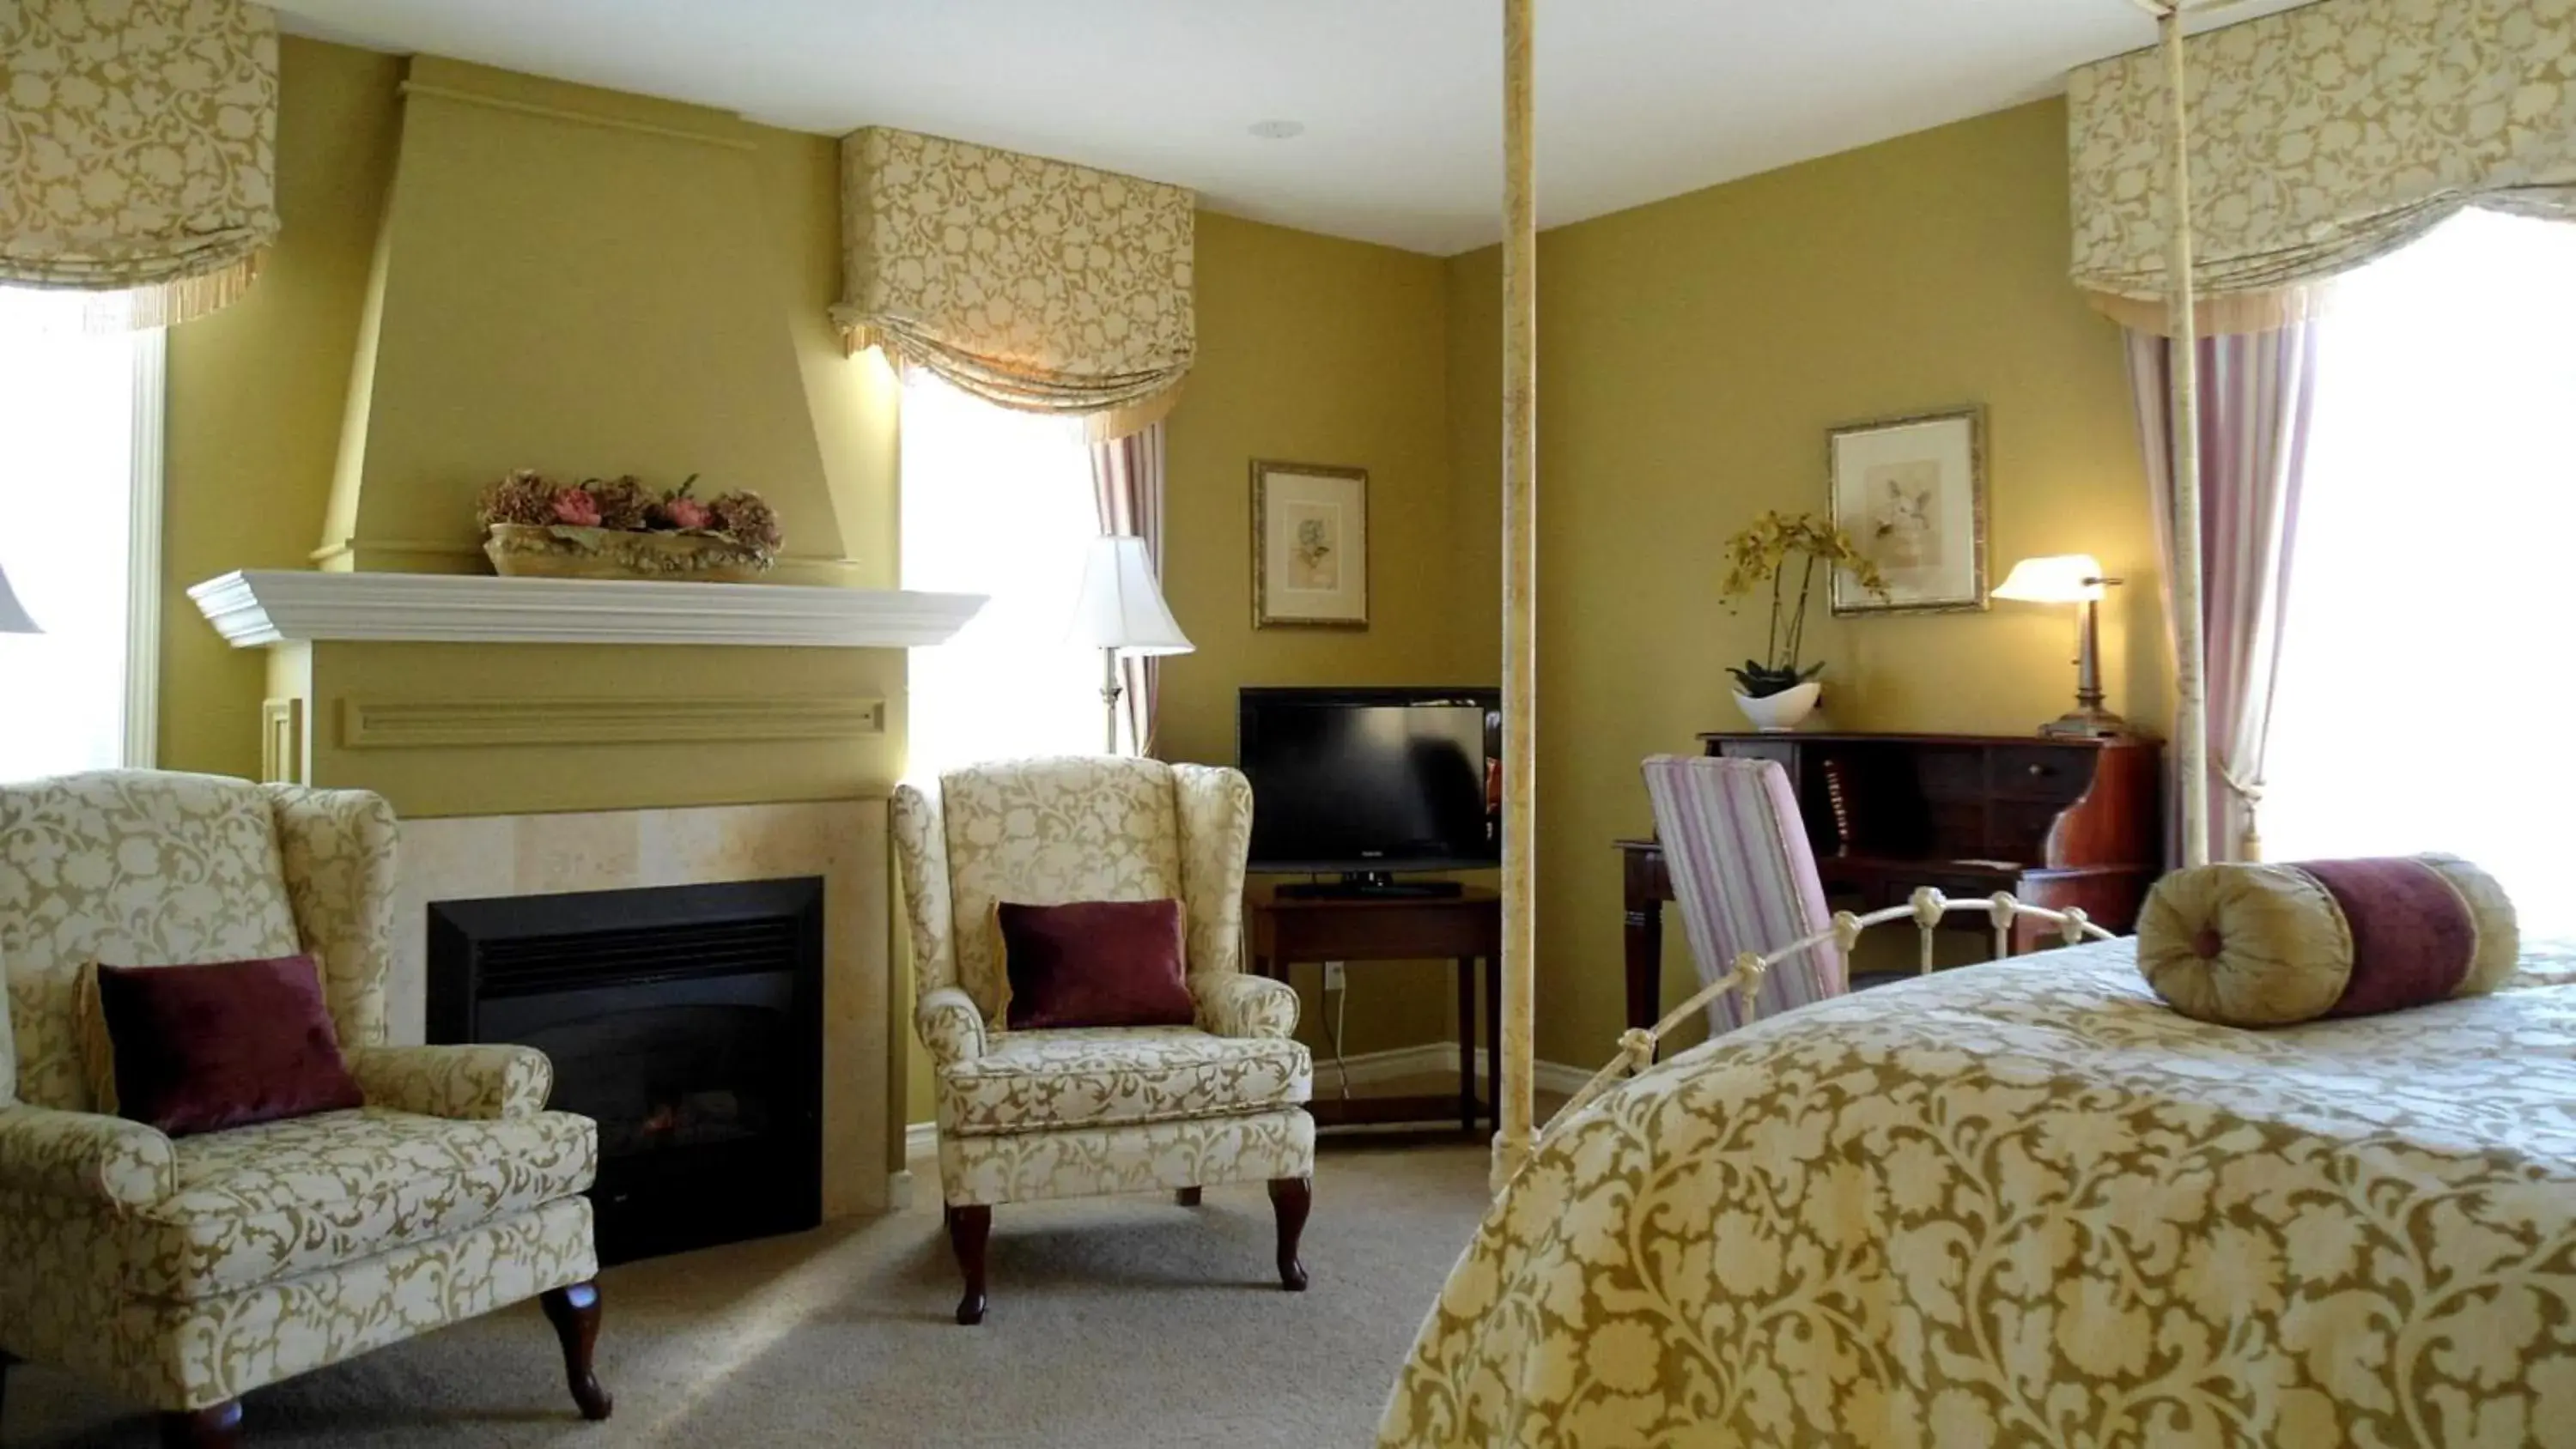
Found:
[2136,854,2518,1027]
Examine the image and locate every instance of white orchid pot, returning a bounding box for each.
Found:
[1733,681,1821,732]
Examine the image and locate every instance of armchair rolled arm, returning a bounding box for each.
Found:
[0,1103,175,1209]
[348,1044,553,1120]
[916,986,987,1070]
[1191,973,1300,1040]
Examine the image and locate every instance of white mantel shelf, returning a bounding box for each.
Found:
[190,570,987,649]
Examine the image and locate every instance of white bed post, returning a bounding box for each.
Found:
[1492,0,1540,1191]
[2154,0,2212,868]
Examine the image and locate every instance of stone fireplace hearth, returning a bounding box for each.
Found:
[386,799,896,1219]
[428,876,827,1263]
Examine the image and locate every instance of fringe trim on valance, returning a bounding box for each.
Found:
[839,318,1188,441]
[82,251,265,332]
[2085,278,2335,339]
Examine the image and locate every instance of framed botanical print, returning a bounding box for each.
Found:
[1827,405,1988,615]
[1251,460,1369,628]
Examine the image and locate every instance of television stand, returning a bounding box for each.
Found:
[1273,872,1464,900]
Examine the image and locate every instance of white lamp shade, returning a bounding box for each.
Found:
[0,560,36,634]
[1992,554,2108,603]
[1069,535,1193,655]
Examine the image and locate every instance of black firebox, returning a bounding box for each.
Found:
[427,878,824,1264]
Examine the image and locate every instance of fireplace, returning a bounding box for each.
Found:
[428,877,825,1264]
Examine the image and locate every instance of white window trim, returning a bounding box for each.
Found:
[122,327,164,769]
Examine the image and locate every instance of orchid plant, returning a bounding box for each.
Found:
[1718,511,1888,698]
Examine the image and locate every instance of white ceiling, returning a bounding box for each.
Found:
[270,0,2312,257]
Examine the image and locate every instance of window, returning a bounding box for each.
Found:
[0,289,162,780]
[2264,210,2576,931]
[900,373,1103,775]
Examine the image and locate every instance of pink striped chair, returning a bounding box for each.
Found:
[1641,755,1847,1034]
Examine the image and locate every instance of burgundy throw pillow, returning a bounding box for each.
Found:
[92,955,367,1137]
[998,900,1196,1030]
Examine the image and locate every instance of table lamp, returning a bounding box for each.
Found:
[1992,554,2129,738]
[1069,535,1193,755]
[0,561,36,634]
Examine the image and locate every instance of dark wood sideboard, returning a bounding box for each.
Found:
[1615,732,2161,1034]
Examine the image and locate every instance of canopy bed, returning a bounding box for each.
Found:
[1388,0,2576,1442]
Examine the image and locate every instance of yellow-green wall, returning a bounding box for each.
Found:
[1161,213,1493,1066]
[160,38,903,784]
[1445,99,2157,1067]
[161,44,2145,1129]
[162,39,404,779]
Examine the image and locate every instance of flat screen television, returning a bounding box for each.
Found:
[1236,687,1501,896]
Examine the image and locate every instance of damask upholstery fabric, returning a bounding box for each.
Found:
[939,1026,1309,1137]
[0,771,598,1415]
[2068,0,2576,332]
[927,757,1192,1025]
[0,1099,177,1206]
[0,0,281,328]
[892,757,1314,1211]
[939,1109,1315,1210]
[6,1194,596,1413]
[1381,936,2576,1448]
[118,1107,596,1301]
[346,1042,554,1121]
[3,771,307,1112]
[834,127,1194,439]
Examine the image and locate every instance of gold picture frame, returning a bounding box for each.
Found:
[1827,404,1989,615]
[1251,460,1370,628]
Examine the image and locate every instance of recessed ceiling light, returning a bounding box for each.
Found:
[1247,119,1305,141]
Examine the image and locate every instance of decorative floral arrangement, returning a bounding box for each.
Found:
[476,470,782,581]
[1718,510,1888,698]
[477,470,782,552]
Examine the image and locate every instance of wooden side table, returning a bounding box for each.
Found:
[1246,883,1504,1132]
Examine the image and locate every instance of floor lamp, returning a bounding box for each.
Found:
[0,561,36,634]
[1070,536,1192,756]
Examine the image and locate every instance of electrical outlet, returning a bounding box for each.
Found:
[1323,961,1346,992]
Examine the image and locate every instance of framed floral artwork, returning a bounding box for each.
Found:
[1826,405,1989,615]
[1252,460,1370,628]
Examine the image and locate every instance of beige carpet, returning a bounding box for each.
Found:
[5,1137,1493,1448]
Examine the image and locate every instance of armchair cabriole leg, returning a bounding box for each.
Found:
[1,1349,14,1428]
[1176,1185,1203,1206]
[948,1203,992,1324]
[539,1281,613,1421]
[1267,1176,1312,1291]
[158,1402,243,1448]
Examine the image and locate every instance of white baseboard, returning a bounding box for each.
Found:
[1318,1040,1595,1098]
[899,1044,1601,1167]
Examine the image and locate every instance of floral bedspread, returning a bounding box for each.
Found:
[1381,936,2576,1448]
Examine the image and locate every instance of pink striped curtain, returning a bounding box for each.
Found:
[1090,421,1168,756]
[2124,322,2322,864]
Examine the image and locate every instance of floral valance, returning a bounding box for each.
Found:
[0,0,280,329]
[833,127,1194,440]
[2068,0,2576,335]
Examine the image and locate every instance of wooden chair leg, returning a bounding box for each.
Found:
[1,1349,13,1429]
[539,1281,614,1421]
[1267,1176,1312,1291]
[158,1402,243,1448]
[1175,1185,1203,1206]
[948,1203,992,1325]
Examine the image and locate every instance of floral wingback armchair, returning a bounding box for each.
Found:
[0,772,609,1446]
[892,757,1315,1325]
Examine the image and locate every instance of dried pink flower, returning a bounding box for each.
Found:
[550,488,602,528]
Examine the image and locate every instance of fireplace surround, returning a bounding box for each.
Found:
[428,877,826,1263]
